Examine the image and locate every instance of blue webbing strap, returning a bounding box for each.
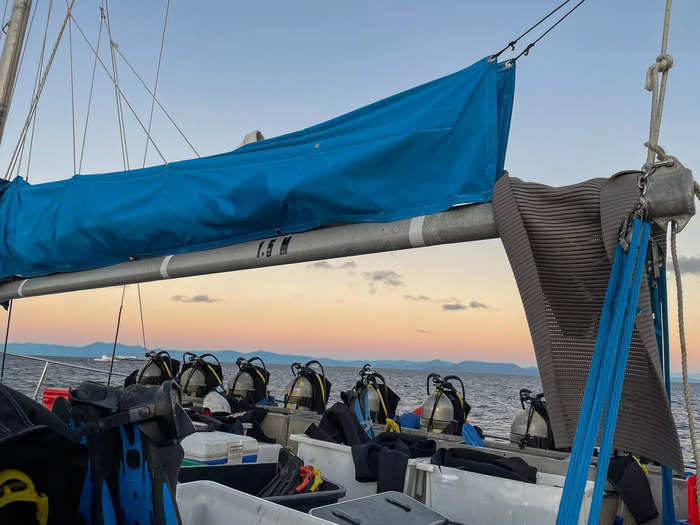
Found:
[556,218,649,524]
[651,266,676,525]
[587,220,650,524]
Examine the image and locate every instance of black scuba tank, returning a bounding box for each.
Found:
[350,364,400,424]
[227,356,270,404]
[510,389,555,450]
[420,373,470,435]
[124,350,180,387]
[283,360,331,414]
[177,352,223,400]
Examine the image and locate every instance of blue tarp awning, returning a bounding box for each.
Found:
[0,57,515,278]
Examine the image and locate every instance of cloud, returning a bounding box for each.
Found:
[469,301,489,309]
[673,255,700,275]
[442,302,467,311]
[171,294,221,303]
[361,270,404,287]
[441,299,491,311]
[404,294,431,301]
[416,329,431,334]
[308,260,357,270]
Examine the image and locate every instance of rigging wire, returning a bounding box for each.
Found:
[4,0,76,181]
[0,299,12,384]
[115,45,199,158]
[103,0,129,170]
[67,0,76,174]
[142,0,170,167]
[70,15,168,163]
[137,282,147,351]
[490,0,574,60]
[18,0,53,183]
[505,0,586,66]
[107,285,126,387]
[78,7,104,174]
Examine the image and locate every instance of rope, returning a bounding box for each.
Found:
[115,46,199,158]
[491,0,574,60]
[671,221,700,505]
[70,15,168,164]
[507,0,586,65]
[0,300,12,384]
[136,283,147,351]
[66,0,76,174]
[21,0,53,183]
[4,0,75,181]
[107,285,126,387]
[644,0,674,169]
[103,0,129,170]
[78,8,104,174]
[143,0,170,167]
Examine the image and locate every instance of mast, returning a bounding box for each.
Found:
[0,0,32,146]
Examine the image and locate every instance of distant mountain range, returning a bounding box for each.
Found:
[5,341,540,376]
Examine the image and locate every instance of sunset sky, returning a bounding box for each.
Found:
[1,1,698,368]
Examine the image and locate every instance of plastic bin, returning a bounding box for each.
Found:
[416,459,594,525]
[311,491,454,524]
[178,462,346,513]
[177,480,334,525]
[181,431,259,465]
[289,434,421,502]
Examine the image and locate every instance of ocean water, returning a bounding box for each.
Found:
[2,354,699,466]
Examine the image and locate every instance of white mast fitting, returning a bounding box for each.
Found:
[0,0,32,145]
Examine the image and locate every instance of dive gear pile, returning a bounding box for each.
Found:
[420,374,469,435]
[178,353,224,400]
[283,360,331,414]
[510,389,555,450]
[227,356,270,404]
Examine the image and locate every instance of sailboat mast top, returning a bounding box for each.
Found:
[0,0,32,146]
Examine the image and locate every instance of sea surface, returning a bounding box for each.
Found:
[3,354,699,466]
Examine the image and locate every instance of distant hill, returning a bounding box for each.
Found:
[5,342,540,376]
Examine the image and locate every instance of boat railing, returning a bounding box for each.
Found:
[4,352,128,400]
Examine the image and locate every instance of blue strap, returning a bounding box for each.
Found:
[587,221,650,524]
[651,268,676,525]
[557,218,650,524]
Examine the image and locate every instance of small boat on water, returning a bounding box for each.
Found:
[93,354,146,362]
[0,0,697,524]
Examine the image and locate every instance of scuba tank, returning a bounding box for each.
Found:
[352,364,400,423]
[283,360,331,414]
[178,352,223,400]
[420,373,470,435]
[125,350,180,387]
[227,356,270,404]
[510,389,555,450]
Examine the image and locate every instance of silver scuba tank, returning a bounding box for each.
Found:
[227,356,268,401]
[510,389,554,449]
[135,350,176,386]
[178,352,223,401]
[419,373,467,433]
[354,364,391,423]
[283,360,327,412]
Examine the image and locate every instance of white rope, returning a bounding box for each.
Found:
[19,0,53,182]
[66,0,76,174]
[103,1,129,170]
[644,0,673,168]
[137,283,147,351]
[4,0,75,181]
[78,8,104,174]
[671,220,700,504]
[114,45,199,159]
[70,15,168,164]
[143,0,170,167]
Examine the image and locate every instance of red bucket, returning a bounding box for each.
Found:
[42,387,69,411]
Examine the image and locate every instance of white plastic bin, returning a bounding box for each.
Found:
[181,431,259,465]
[417,460,593,525]
[256,443,282,464]
[289,434,421,501]
[177,480,334,525]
